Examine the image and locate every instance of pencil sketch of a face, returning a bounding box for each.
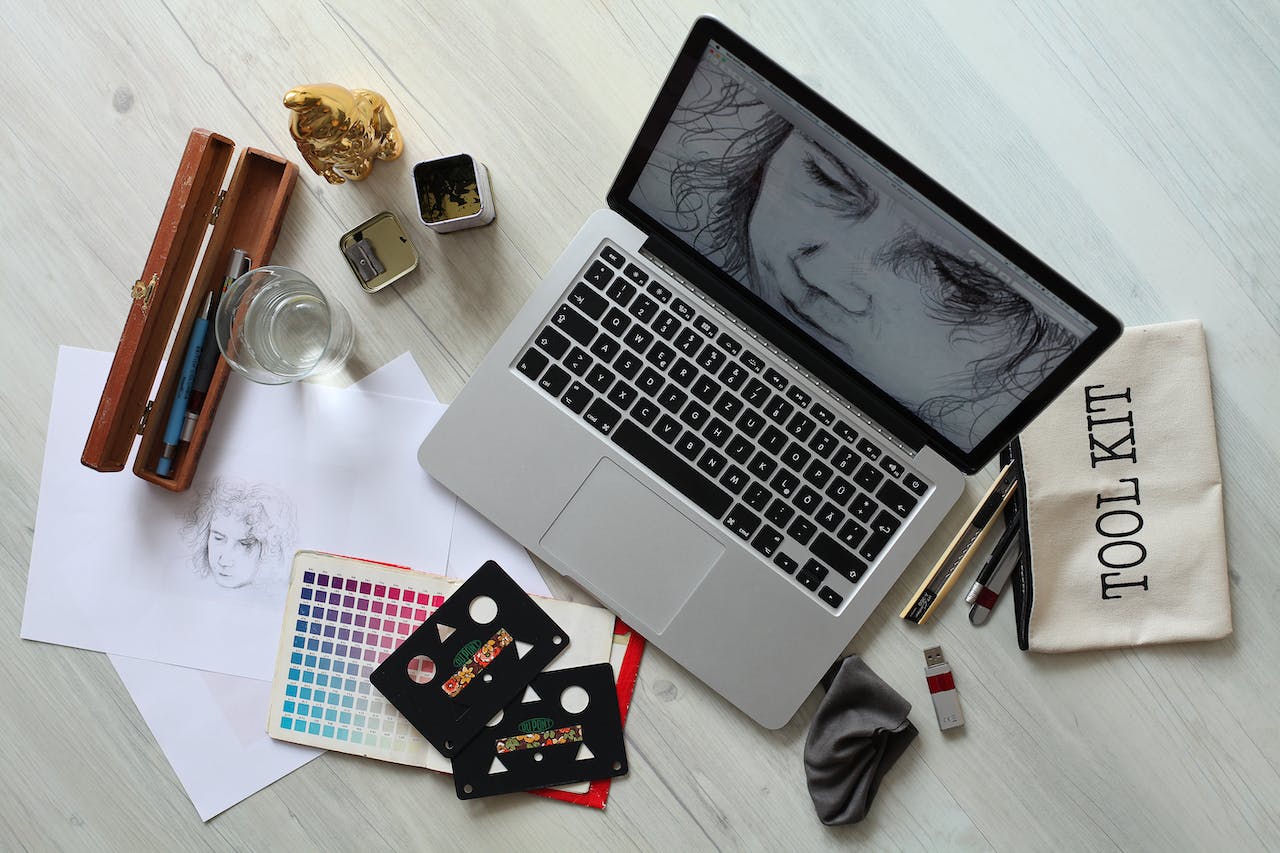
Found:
[182,478,296,590]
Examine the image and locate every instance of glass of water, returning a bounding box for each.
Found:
[215,266,355,384]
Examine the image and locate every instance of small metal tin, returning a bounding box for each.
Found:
[339,211,419,293]
[413,153,496,233]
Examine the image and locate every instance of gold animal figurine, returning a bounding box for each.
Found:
[283,84,404,184]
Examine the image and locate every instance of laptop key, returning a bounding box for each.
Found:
[623,326,654,354]
[793,485,821,514]
[787,412,816,441]
[771,470,800,498]
[763,368,788,391]
[877,481,919,518]
[561,382,592,414]
[632,397,660,427]
[743,378,771,407]
[654,414,682,443]
[670,358,698,387]
[628,293,659,323]
[585,261,613,287]
[516,348,548,381]
[589,333,621,363]
[720,466,749,494]
[797,559,828,590]
[680,401,709,429]
[646,342,675,371]
[763,394,794,425]
[671,298,695,321]
[803,459,833,489]
[645,280,670,302]
[832,447,859,475]
[836,519,868,549]
[601,307,631,338]
[815,502,845,532]
[858,526,893,563]
[850,493,877,522]
[811,533,867,582]
[607,383,638,410]
[703,417,731,447]
[903,473,929,495]
[691,375,720,403]
[657,386,687,413]
[833,421,858,444]
[879,455,905,479]
[765,498,795,527]
[751,524,783,557]
[856,438,882,461]
[674,327,704,357]
[825,476,854,506]
[717,333,742,355]
[693,316,718,337]
[612,420,731,519]
[760,425,788,454]
[623,263,649,286]
[569,282,608,319]
[583,399,620,435]
[741,350,765,372]
[743,482,771,511]
[675,431,705,461]
[538,364,570,396]
[781,442,811,472]
[725,435,754,464]
[551,304,596,346]
[724,504,761,540]
[818,587,844,608]
[854,462,884,491]
[871,509,902,539]
[605,278,637,307]
[773,552,799,574]
[564,347,592,376]
[600,246,624,268]
[713,392,744,419]
[585,364,614,393]
[786,386,812,408]
[535,326,570,359]
[747,450,777,480]
[810,403,835,425]
[808,429,836,458]
[696,346,727,374]
[789,517,817,546]
[737,409,766,438]
[637,367,664,396]
[697,448,727,478]
[613,351,643,380]
[653,311,680,340]
[721,362,748,390]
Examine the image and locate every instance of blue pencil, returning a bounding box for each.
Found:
[156,291,213,477]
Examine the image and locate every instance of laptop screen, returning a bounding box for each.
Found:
[620,26,1110,460]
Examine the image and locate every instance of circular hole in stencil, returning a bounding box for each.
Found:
[552,635,563,645]
[612,761,622,771]
[560,685,590,714]
[406,655,436,685]
[483,673,493,683]
[469,595,498,624]
[463,784,474,794]
[485,710,503,728]
[534,753,544,762]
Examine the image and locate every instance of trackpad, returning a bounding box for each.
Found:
[541,458,724,634]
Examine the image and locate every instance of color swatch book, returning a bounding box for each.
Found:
[267,551,615,776]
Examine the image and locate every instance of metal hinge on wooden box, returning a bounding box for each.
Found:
[82,128,299,492]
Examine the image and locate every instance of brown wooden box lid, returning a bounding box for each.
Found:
[82,129,299,489]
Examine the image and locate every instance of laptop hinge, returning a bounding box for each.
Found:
[637,245,922,460]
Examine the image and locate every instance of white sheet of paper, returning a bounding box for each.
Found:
[97,352,549,820]
[22,347,455,681]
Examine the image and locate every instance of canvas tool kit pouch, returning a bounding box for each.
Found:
[1006,320,1231,652]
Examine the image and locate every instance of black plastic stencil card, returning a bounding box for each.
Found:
[370,560,568,757]
[451,663,628,799]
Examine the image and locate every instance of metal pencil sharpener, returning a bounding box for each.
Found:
[339,211,419,293]
[413,153,496,233]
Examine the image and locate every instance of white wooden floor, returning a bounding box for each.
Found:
[3,1,1279,850]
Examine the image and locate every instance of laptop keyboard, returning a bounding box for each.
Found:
[512,242,932,612]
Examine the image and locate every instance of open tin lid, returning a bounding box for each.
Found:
[81,129,234,472]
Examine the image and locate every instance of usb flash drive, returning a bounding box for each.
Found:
[923,646,964,730]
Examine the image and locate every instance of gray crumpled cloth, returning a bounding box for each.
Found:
[804,655,917,825]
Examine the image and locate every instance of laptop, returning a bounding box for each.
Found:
[419,17,1121,728]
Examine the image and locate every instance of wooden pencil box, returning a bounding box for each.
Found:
[81,128,299,491]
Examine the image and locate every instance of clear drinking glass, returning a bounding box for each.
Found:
[215,266,354,384]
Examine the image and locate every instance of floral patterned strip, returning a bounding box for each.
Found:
[496,725,584,754]
[441,628,513,697]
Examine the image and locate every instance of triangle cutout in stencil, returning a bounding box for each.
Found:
[521,686,541,703]
[437,624,456,643]
[515,639,534,659]
[488,756,507,775]
[575,743,594,761]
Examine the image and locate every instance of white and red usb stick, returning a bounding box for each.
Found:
[923,646,964,730]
